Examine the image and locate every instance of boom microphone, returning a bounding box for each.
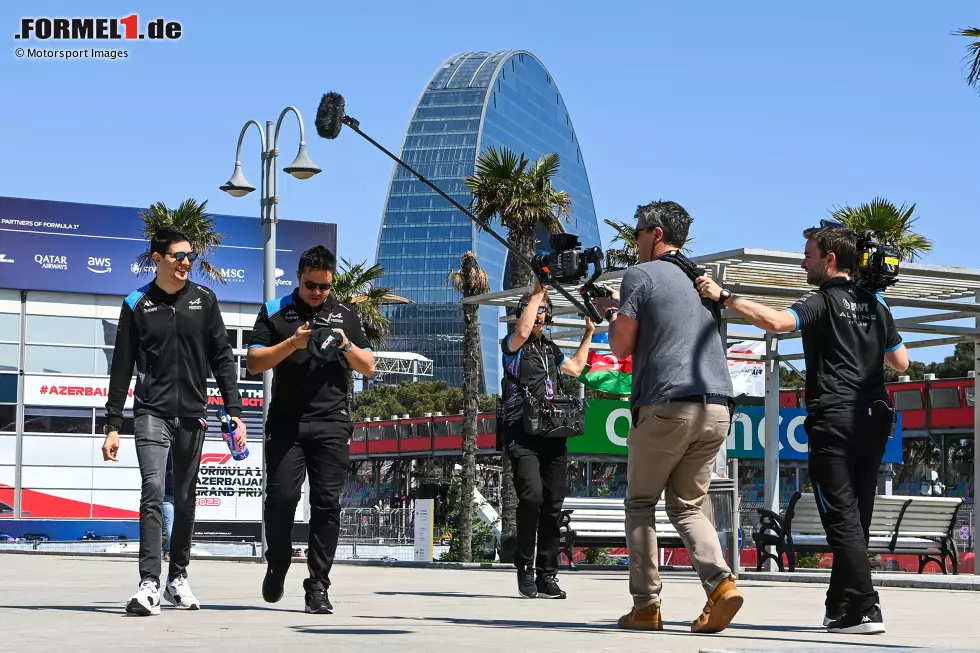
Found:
[313,92,604,323]
[315,92,346,140]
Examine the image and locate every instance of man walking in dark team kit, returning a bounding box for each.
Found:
[697,224,909,634]
[247,245,375,614]
[102,227,246,616]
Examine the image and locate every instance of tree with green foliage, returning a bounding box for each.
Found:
[953,26,980,93]
[445,251,491,562]
[464,146,572,554]
[351,381,496,421]
[135,199,226,283]
[828,198,932,263]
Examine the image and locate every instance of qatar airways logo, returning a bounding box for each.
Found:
[34,253,67,270]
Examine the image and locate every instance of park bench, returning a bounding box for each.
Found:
[753,491,964,574]
[558,478,737,571]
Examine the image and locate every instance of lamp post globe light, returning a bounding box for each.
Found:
[220,106,321,558]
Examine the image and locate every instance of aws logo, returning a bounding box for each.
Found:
[87,256,111,273]
[200,453,232,465]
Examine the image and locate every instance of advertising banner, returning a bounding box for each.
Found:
[567,399,903,463]
[0,196,337,303]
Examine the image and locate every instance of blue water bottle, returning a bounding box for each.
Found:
[217,408,248,461]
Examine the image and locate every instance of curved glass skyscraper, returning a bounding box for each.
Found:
[375,50,601,393]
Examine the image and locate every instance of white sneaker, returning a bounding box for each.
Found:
[164,576,201,610]
[126,579,162,616]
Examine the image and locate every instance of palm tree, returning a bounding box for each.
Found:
[445,251,490,562]
[828,198,932,262]
[603,219,638,269]
[463,146,571,558]
[332,258,411,398]
[954,27,980,92]
[135,199,226,283]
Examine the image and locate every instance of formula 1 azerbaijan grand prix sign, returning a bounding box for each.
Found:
[568,400,903,463]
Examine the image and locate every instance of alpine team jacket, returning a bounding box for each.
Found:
[104,280,242,432]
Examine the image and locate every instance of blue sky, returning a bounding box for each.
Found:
[2,1,978,362]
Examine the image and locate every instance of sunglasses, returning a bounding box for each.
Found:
[520,305,548,315]
[304,280,333,292]
[167,251,198,262]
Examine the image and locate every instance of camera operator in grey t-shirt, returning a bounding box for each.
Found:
[592,200,742,634]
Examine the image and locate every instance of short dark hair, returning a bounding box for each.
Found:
[802,226,856,273]
[150,227,192,256]
[298,245,336,274]
[635,200,691,247]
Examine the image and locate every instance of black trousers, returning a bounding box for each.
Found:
[264,420,351,586]
[805,402,892,616]
[505,427,568,577]
[133,415,205,586]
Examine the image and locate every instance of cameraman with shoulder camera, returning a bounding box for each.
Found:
[501,278,594,600]
[696,225,909,635]
[591,201,742,634]
[246,245,375,614]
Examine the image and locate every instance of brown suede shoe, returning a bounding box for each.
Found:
[618,603,663,631]
[691,576,743,634]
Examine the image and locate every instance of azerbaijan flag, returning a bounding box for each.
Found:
[578,350,632,396]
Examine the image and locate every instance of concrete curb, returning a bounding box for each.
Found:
[740,570,980,591]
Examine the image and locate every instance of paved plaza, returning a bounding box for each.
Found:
[1,554,979,652]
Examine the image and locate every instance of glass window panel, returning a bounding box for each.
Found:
[25,316,118,347]
[26,345,108,375]
[0,344,18,371]
[929,387,960,409]
[24,406,93,434]
[0,404,16,431]
[95,410,136,436]
[893,390,923,411]
[967,386,975,407]
[0,313,20,341]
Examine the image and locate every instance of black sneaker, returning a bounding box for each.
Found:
[303,579,333,614]
[517,567,537,599]
[827,604,886,635]
[536,575,567,600]
[262,564,287,603]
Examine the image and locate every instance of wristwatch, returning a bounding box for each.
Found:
[605,308,618,321]
[718,289,733,306]
[342,340,353,353]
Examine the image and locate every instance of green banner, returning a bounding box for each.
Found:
[567,399,632,455]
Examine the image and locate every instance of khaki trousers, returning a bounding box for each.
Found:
[625,400,733,608]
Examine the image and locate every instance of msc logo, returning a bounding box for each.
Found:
[34,253,67,270]
[220,268,246,283]
[87,256,111,274]
[200,453,232,465]
[275,267,293,287]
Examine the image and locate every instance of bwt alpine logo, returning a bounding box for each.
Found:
[275,267,293,287]
[34,253,67,270]
[15,15,182,41]
[87,256,111,274]
[221,268,246,283]
[200,453,232,465]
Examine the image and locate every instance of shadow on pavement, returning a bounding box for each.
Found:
[291,627,415,636]
[375,591,515,601]
[354,614,919,648]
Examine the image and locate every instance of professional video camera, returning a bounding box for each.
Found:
[854,230,901,293]
[819,220,901,293]
[530,233,607,320]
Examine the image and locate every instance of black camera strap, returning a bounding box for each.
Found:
[658,250,723,322]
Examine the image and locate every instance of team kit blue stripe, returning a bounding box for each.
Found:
[124,283,152,311]
[265,294,294,318]
[886,341,904,352]
[786,307,801,331]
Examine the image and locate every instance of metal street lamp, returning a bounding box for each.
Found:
[220,107,321,559]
